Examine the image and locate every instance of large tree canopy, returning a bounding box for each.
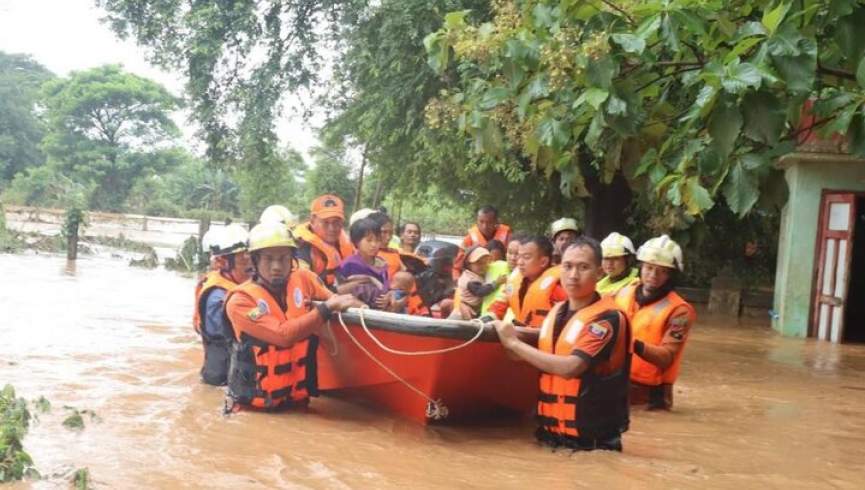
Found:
[424,0,865,225]
[41,64,182,210]
[0,52,54,182]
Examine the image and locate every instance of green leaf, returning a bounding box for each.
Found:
[771,37,816,93]
[585,111,605,151]
[682,177,714,215]
[723,160,760,217]
[634,148,658,177]
[708,97,743,158]
[724,37,764,64]
[532,4,555,28]
[574,88,609,110]
[586,56,617,89]
[537,117,570,150]
[606,94,627,116]
[444,10,469,29]
[611,33,646,54]
[661,13,680,52]
[742,91,786,145]
[670,10,707,36]
[635,14,662,40]
[722,60,762,93]
[762,2,791,35]
[479,87,509,110]
[834,7,865,60]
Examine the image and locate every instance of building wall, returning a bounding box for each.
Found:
[773,154,865,337]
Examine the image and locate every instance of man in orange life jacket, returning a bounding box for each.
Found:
[454,205,512,279]
[615,235,696,410]
[224,222,360,412]
[488,236,568,327]
[495,238,631,451]
[293,194,355,289]
[193,224,252,386]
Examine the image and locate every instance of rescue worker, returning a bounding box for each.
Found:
[488,236,567,327]
[615,235,696,410]
[462,205,512,248]
[495,238,631,451]
[259,204,298,229]
[193,224,252,386]
[224,222,360,412]
[293,194,355,289]
[550,218,580,265]
[596,232,639,295]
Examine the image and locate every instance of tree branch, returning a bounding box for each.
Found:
[600,0,635,25]
[817,63,856,81]
[636,66,703,92]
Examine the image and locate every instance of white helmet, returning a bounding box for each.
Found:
[349,208,376,226]
[259,205,298,229]
[637,235,684,271]
[248,221,297,252]
[600,232,636,258]
[204,223,249,256]
[550,217,580,238]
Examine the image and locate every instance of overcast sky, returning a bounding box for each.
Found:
[0,0,320,157]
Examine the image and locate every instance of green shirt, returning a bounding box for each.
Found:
[596,268,639,295]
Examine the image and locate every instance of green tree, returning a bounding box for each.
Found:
[305,146,357,215]
[235,146,308,221]
[41,65,183,211]
[425,0,865,229]
[0,52,54,182]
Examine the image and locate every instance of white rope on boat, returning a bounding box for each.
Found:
[336,311,453,420]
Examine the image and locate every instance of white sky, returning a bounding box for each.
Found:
[0,0,321,158]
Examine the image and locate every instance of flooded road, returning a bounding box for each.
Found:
[2,253,865,489]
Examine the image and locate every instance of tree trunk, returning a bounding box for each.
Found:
[583,172,633,239]
[66,221,79,261]
[354,151,367,212]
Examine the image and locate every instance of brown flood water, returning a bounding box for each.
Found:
[2,254,865,489]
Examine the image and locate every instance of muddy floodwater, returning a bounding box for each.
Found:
[2,254,865,489]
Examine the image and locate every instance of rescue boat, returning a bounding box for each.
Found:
[316,308,540,424]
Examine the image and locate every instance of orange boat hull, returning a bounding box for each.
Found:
[316,322,539,424]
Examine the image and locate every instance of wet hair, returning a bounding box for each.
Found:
[349,217,381,247]
[400,221,421,234]
[485,239,506,256]
[563,237,603,266]
[369,211,392,226]
[522,235,554,260]
[477,205,498,218]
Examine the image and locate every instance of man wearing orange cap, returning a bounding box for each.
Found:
[293,194,355,288]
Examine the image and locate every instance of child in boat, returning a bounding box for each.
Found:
[388,271,415,313]
[481,239,511,317]
[451,246,505,320]
[336,217,392,309]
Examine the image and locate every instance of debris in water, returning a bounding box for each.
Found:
[62,407,101,431]
[72,467,91,489]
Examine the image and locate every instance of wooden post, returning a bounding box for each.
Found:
[66,221,79,261]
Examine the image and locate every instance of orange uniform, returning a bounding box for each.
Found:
[489,266,568,327]
[454,224,512,279]
[224,269,333,410]
[294,223,355,288]
[378,247,405,279]
[615,283,696,409]
[536,297,631,448]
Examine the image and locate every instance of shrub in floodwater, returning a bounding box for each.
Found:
[72,467,90,489]
[61,407,101,431]
[0,385,39,482]
[164,235,204,272]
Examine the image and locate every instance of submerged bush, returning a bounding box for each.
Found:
[0,384,39,482]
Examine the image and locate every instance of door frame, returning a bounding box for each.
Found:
[808,189,865,339]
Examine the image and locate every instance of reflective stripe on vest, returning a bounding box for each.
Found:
[508,266,560,328]
[225,278,319,409]
[536,298,631,439]
[616,284,695,386]
[293,223,354,286]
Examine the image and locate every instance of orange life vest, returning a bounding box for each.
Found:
[193,271,239,385]
[507,266,561,327]
[225,278,319,410]
[406,288,429,316]
[536,298,631,440]
[293,223,354,287]
[464,224,512,247]
[378,247,405,279]
[615,284,696,386]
